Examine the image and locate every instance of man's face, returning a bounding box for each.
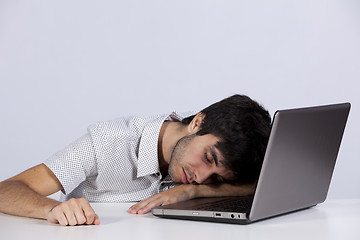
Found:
[168,134,236,184]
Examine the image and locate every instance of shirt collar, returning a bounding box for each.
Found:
[136,111,194,178]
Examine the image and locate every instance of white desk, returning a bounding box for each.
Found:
[1,199,359,240]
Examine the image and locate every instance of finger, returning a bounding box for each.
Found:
[46,206,60,224]
[67,198,89,225]
[128,203,142,214]
[128,201,144,212]
[128,197,159,214]
[50,206,69,226]
[73,206,87,225]
[93,214,100,225]
[61,203,77,226]
[136,197,166,214]
[79,199,97,225]
[56,213,68,226]
[128,203,147,214]
[128,196,158,214]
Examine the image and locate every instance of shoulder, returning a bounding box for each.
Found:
[87,116,149,137]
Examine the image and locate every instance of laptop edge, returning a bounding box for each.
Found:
[152,102,351,224]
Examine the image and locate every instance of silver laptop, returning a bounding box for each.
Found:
[152,103,351,224]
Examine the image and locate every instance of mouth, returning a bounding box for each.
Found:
[182,168,190,184]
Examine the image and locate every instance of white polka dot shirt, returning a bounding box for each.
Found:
[44,112,193,202]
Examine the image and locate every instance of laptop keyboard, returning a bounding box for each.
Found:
[195,197,253,212]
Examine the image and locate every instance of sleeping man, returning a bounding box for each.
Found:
[0,94,271,226]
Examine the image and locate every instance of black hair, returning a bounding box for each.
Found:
[181,94,271,183]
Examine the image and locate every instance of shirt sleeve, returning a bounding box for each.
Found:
[159,175,181,192]
[43,133,97,195]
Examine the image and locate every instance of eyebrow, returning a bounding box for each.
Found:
[209,146,219,167]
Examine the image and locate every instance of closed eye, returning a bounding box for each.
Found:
[217,175,225,183]
[208,174,225,184]
[204,152,211,164]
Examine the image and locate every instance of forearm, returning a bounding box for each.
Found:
[192,182,256,199]
[128,182,256,214]
[0,180,60,219]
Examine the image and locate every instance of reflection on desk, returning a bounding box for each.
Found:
[1,199,359,240]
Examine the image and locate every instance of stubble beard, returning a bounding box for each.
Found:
[167,134,196,182]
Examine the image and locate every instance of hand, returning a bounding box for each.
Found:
[128,184,196,214]
[46,198,100,226]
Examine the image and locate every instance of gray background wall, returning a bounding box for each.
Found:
[1,0,359,198]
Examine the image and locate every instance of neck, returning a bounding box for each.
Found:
[157,121,188,176]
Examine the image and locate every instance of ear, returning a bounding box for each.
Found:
[187,112,206,134]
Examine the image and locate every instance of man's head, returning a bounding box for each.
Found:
[167,94,271,184]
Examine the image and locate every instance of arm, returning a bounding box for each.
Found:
[0,164,99,226]
[128,182,255,214]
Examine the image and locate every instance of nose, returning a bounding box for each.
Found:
[193,170,214,185]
